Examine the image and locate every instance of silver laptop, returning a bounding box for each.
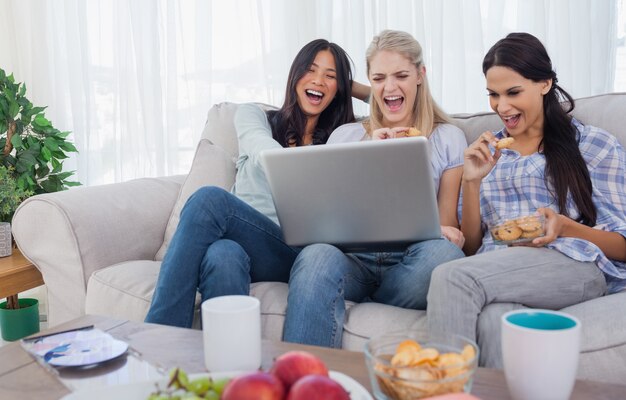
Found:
[260,137,441,252]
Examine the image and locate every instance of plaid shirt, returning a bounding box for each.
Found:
[471,118,626,293]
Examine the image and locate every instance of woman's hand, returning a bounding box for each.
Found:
[372,127,410,140]
[514,208,564,247]
[463,131,501,183]
[441,225,465,249]
[529,208,564,246]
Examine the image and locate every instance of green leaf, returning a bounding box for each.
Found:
[0,98,8,117]
[51,158,61,172]
[7,74,15,84]
[54,171,75,180]
[51,150,68,159]
[3,87,16,101]
[8,99,19,119]
[64,181,82,187]
[44,137,60,151]
[41,146,52,161]
[10,133,24,149]
[55,131,71,138]
[34,114,51,127]
[59,142,77,152]
[15,152,37,174]
[36,165,50,178]
[18,83,26,97]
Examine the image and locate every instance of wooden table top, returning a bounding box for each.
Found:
[1,314,625,399]
[0,248,44,299]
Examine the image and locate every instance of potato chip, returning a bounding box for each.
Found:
[396,339,421,353]
[461,344,476,363]
[391,350,416,367]
[411,348,440,366]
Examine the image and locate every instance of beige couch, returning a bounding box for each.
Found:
[13,93,626,383]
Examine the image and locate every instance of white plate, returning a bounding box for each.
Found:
[62,370,373,400]
[21,328,129,367]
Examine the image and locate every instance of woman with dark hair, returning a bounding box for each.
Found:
[427,32,626,365]
[146,39,362,328]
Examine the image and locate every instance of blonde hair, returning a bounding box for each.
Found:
[365,30,450,136]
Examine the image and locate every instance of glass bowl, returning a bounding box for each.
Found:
[364,331,479,400]
[489,213,545,245]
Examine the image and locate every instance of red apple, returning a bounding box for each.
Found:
[287,375,350,400]
[271,351,329,390]
[221,371,285,400]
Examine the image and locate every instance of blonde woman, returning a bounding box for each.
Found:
[282,30,467,348]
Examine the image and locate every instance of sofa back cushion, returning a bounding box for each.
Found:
[155,139,236,260]
[201,93,626,163]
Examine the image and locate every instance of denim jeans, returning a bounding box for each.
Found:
[282,239,465,348]
[145,186,300,328]
[426,247,607,367]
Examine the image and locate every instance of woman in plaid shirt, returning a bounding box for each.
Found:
[427,32,626,367]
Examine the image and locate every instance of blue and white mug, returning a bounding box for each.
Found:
[501,309,580,400]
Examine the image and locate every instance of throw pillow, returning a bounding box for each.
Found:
[155,139,236,260]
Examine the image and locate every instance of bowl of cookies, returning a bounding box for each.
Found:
[489,213,545,245]
[364,331,478,400]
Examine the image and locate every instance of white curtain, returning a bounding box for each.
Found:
[0,0,618,186]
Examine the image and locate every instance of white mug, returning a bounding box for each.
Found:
[201,295,261,372]
[501,309,581,400]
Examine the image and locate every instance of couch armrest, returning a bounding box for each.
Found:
[12,176,182,325]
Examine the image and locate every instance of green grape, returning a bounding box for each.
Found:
[211,377,229,395]
[180,394,202,400]
[204,389,220,400]
[187,377,211,396]
[148,395,171,400]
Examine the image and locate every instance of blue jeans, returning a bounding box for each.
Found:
[282,239,465,348]
[145,186,300,328]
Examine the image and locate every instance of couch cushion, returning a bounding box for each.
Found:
[342,302,427,351]
[155,139,236,260]
[200,102,277,159]
[85,263,296,337]
[86,260,161,322]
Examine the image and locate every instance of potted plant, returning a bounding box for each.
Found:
[0,67,80,340]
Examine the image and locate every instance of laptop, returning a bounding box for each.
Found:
[260,137,441,252]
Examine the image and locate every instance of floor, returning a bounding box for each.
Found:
[0,286,48,347]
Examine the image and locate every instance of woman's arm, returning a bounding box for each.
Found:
[234,104,282,158]
[437,166,462,227]
[530,208,626,261]
[460,180,483,255]
[460,131,502,255]
[438,166,465,248]
[351,81,371,102]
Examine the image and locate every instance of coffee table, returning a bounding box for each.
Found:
[1,314,624,399]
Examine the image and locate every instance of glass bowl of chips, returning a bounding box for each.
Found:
[489,213,546,245]
[364,330,479,400]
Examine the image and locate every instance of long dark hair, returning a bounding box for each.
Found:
[482,32,596,226]
[267,39,355,147]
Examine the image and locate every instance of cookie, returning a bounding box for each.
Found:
[496,225,522,241]
[407,127,421,137]
[515,216,542,232]
[495,137,515,150]
[520,228,543,239]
